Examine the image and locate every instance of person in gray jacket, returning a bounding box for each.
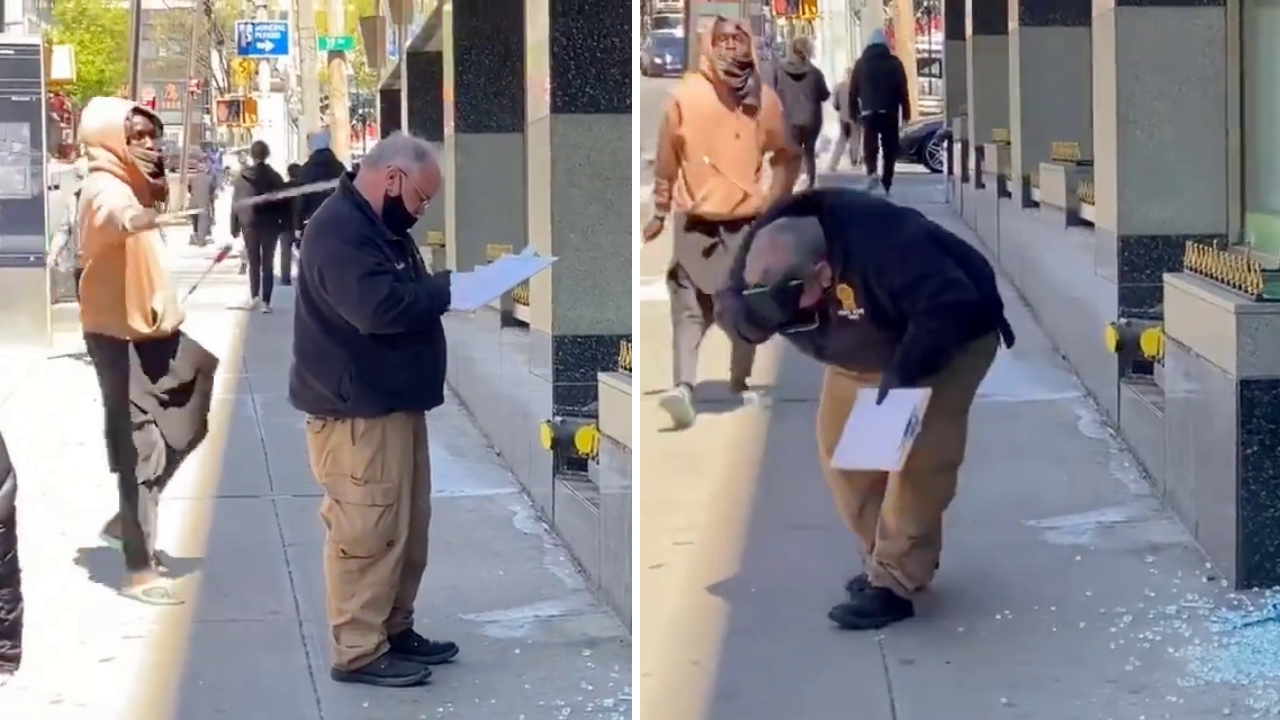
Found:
[188,157,216,247]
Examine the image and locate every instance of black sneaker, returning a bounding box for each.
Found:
[828,587,915,630]
[845,573,871,595]
[388,629,460,665]
[330,652,431,687]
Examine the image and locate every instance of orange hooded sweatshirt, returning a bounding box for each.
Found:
[77,97,184,340]
[651,22,798,221]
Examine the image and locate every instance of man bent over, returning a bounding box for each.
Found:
[717,188,1015,629]
[290,132,458,687]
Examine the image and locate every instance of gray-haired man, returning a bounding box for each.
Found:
[716,188,1015,630]
[289,132,458,688]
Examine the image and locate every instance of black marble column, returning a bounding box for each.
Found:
[1091,0,1228,319]
[965,0,1009,149]
[526,0,631,418]
[1008,0,1091,206]
[443,0,526,273]
[378,88,401,136]
[404,51,445,250]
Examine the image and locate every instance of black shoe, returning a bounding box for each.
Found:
[388,629,460,665]
[845,573,871,595]
[828,587,915,630]
[330,652,431,687]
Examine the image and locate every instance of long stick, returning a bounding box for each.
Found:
[230,177,340,208]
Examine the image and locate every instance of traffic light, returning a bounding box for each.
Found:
[214,97,243,125]
[242,97,258,126]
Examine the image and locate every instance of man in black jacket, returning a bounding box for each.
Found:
[716,188,1014,630]
[230,141,288,312]
[849,28,910,194]
[293,130,347,235]
[0,430,20,682]
[289,131,457,689]
[770,36,830,190]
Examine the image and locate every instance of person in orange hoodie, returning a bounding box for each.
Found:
[77,96,218,605]
[642,16,800,430]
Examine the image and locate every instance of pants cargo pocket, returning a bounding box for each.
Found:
[319,475,400,560]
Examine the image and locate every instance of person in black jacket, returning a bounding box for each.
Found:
[230,140,288,312]
[289,132,457,689]
[771,36,830,190]
[293,130,347,236]
[716,188,1014,631]
[279,162,303,286]
[849,28,910,194]
[0,430,20,682]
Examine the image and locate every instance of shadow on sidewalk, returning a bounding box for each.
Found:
[73,546,203,591]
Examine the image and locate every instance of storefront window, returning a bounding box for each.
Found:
[1243,0,1280,257]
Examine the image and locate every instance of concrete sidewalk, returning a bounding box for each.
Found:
[0,228,630,718]
[637,172,1276,720]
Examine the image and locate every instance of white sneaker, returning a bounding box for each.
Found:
[237,298,260,311]
[864,174,880,192]
[260,303,272,314]
[658,384,697,430]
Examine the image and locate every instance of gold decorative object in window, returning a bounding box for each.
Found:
[484,243,513,261]
[1183,241,1266,299]
[512,283,530,306]
[1077,178,1095,204]
[991,128,1010,144]
[1050,141,1081,163]
[618,339,632,373]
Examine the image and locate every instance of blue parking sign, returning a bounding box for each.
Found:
[235,21,290,58]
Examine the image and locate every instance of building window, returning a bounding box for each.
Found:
[1243,0,1280,258]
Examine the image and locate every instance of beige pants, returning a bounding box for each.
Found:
[816,334,997,597]
[304,412,432,670]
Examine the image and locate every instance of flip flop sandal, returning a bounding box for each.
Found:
[120,582,184,606]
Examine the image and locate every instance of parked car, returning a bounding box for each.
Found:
[899,116,950,174]
[640,31,686,78]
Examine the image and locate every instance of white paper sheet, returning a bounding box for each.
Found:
[830,387,932,472]
[449,252,558,312]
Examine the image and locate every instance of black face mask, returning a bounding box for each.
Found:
[381,192,418,235]
[742,277,821,334]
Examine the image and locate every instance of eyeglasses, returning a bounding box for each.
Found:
[397,169,432,216]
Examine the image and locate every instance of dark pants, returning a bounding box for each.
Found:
[83,333,170,573]
[789,124,821,189]
[862,112,901,188]
[667,217,757,389]
[279,230,296,285]
[243,228,279,303]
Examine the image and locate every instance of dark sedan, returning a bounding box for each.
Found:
[640,32,686,78]
[899,116,950,174]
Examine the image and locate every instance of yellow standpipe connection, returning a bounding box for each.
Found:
[539,418,600,460]
[1104,321,1165,361]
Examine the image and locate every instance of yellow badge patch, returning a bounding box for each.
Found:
[834,283,865,319]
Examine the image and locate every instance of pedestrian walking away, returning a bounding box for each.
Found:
[0,428,21,684]
[771,36,830,190]
[76,96,220,606]
[293,129,347,237]
[230,140,289,312]
[644,15,801,430]
[289,131,457,689]
[716,187,1015,630]
[188,157,215,247]
[828,66,861,172]
[849,28,910,194]
[280,162,303,285]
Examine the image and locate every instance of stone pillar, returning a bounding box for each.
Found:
[943,0,967,120]
[378,88,401,136]
[1092,0,1227,318]
[1008,0,1091,206]
[526,0,631,419]
[965,0,1009,151]
[403,51,445,257]
[442,0,525,274]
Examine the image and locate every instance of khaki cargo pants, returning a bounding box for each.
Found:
[816,334,998,598]
[304,412,432,671]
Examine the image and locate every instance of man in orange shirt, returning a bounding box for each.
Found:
[642,16,800,429]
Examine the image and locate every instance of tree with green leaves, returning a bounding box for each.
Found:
[150,0,244,97]
[48,0,130,105]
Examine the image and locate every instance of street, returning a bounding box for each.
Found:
[635,167,1272,719]
[0,196,631,720]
